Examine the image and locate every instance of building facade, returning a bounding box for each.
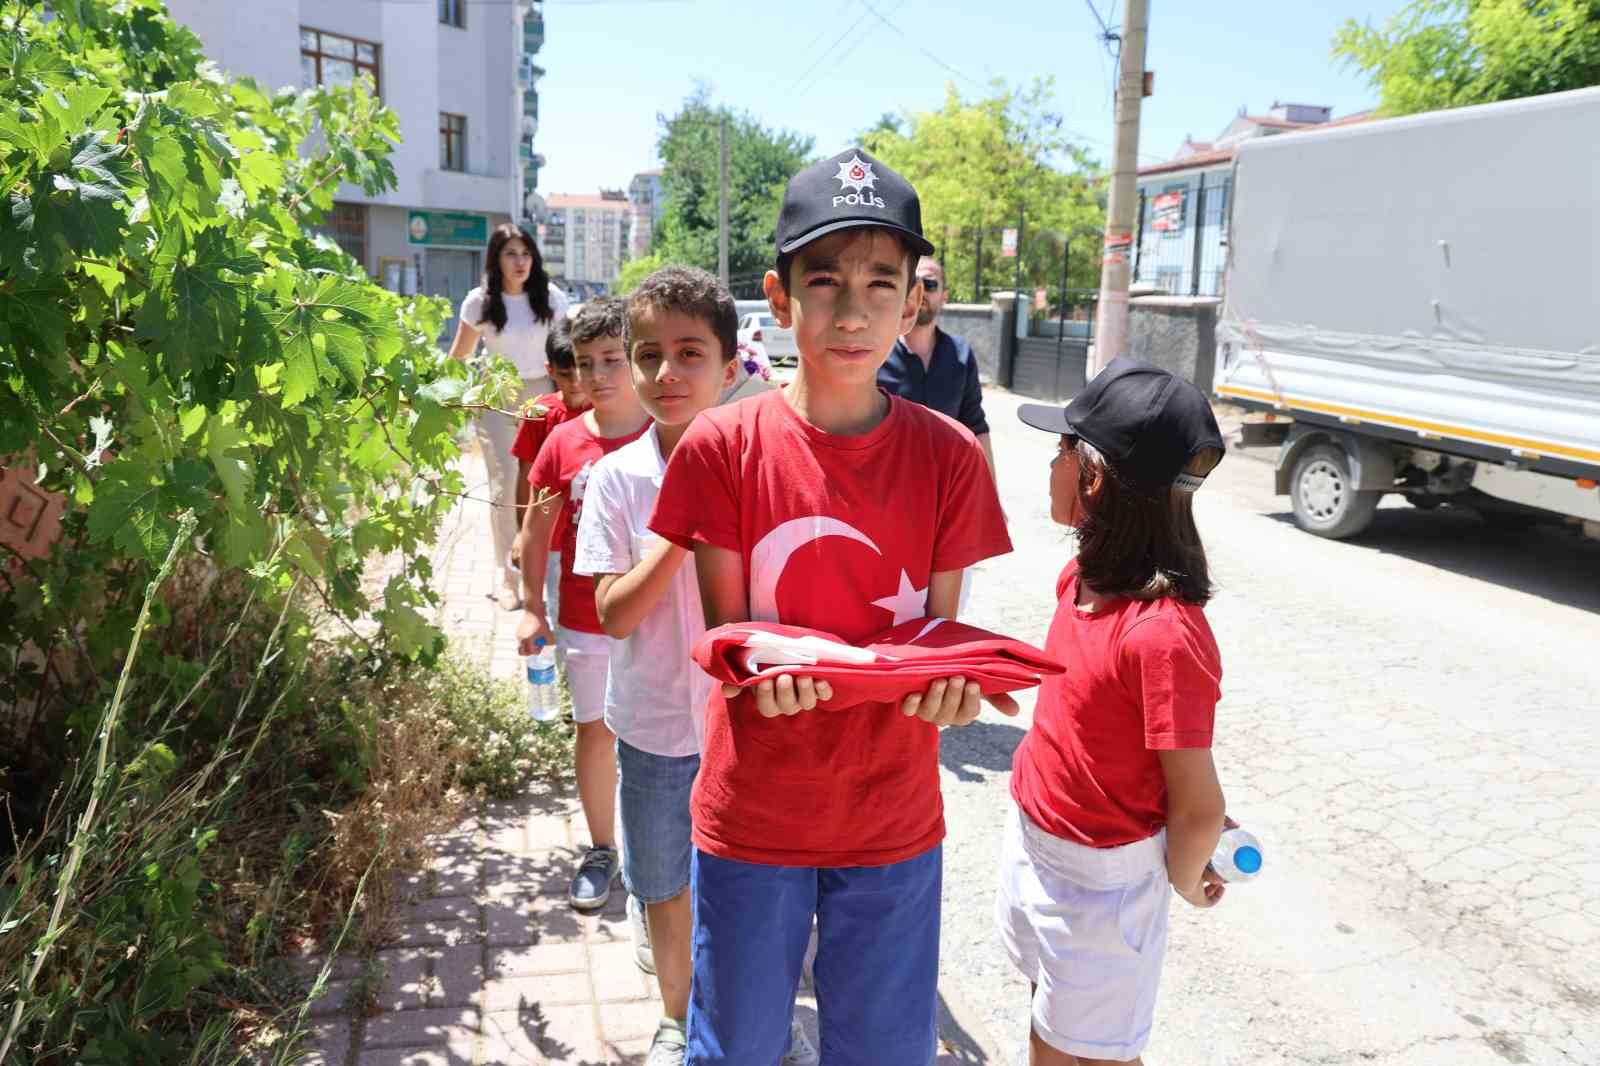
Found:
[627,170,663,259]
[543,192,631,297]
[1133,102,1366,298]
[165,0,539,312]
[519,2,548,232]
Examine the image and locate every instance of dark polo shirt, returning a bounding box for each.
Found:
[878,328,990,436]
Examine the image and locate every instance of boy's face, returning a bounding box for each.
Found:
[550,364,587,410]
[628,308,736,428]
[573,335,638,415]
[763,228,921,389]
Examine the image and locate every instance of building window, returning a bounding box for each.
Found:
[300,28,380,96]
[439,113,467,172]
[313,202,369,271]
[438,0,465,28]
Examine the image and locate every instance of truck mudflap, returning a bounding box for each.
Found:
[1274,425,1396,496]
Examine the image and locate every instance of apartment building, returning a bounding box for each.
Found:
[543,192,631,296]
[165,0,540,311]
[627,169,663,259]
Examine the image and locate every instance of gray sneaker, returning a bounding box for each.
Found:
[569,845,619,912]
[628,893,655,973]
[646,1018,687,1066]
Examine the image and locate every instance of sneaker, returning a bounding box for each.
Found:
[569,845,619,912]
[783,1015,820,1066]
[645,1018,687,1066]
[628,893,655,974]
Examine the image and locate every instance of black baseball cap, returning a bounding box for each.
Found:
[775,148,936,259]
[1018,357,1224,494]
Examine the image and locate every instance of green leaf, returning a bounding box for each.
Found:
[86,463,175,561]
[204,412,254,509]
[218,508,270,565]
[39,86,115,139]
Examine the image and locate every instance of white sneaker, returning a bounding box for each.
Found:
[783,1015,820,1066]
[645,1018,687,1066]
[628,894,655,974]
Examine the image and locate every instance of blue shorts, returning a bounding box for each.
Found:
[616,738,699,904]
[685,846,941,1066]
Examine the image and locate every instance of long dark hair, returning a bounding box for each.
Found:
[478,223,553,331]
[1073,440,1218,605]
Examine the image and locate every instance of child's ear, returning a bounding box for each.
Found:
[898,277,923,335]
[1081,460,1107,500]
[763,270,791,327]
[720,355,739,390]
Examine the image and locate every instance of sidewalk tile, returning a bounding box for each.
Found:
[362,1006,479,1050]
[588,940,650,1003]
[427,856,481,897]
[291,1017,351,1066]
[361,1044,475,1066]
[608,1034,654,1065]
[529,900,589,945]
[430,945,485,1008]
[483,1004,605,1064]
[393,917,479,949]
[484,851,572,898]
[484,899,542,947]
[597,997,664,1041]
[489,942,588,976]
[406,896,481,925]
[480,970,591,1011]
[373,948,431,1012]
[305,978,357,1018]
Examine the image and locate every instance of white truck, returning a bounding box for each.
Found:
[1213,86,1600,540]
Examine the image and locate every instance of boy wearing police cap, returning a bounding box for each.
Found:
[649,149,1014,1063]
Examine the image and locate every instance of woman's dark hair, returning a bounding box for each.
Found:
[625,266,738,364]
[1073,440,1219,605]
[478,223,553,331]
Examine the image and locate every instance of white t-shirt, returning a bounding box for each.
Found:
[459,282,569,381]
[573,426,710,757]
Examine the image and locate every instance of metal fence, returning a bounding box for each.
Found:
[1133,173,1231,297]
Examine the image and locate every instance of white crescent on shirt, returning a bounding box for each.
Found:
[459,283,570,380]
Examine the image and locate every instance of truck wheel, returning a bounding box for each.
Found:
[1290,444,1381,539]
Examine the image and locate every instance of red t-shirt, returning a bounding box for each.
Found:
[529,416,649,634]
[1011,560,1222,848]
[650,388,1011,867]
[510,393,580,464]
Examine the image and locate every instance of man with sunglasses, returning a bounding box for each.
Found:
[878,258,998,487]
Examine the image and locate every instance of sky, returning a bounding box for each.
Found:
[533,0,1413,197]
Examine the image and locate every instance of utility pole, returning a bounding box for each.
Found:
[1091,0,1150,375]
[717,116,729,286]
[1012,206,1026,311]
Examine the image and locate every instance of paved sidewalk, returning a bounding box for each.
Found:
[291,446,1000,1065]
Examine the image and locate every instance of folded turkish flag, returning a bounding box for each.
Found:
[694,617,1066,707]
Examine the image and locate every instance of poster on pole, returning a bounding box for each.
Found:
[1150,190,1186,236]
[1001,228,1018,258]
[1103,232,1132,267]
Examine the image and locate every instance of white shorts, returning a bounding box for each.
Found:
[994,806,1170,1062]
[557,628,610,725]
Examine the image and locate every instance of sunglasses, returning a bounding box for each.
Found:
[920,277,941,292]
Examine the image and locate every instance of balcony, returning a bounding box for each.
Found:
[523,11,544,53]
[516,57,545,91]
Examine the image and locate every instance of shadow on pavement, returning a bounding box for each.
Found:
[936,988,998,1064]
[939,720,1026,784]
[1265,506,1600,613]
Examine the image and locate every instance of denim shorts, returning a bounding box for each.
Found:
[616,737,700,904]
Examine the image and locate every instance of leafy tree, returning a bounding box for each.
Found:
[0,0,511,693]
[613,251,668,295]
[1334,0,1600,115]
[862,79,1104,307]
[654,90,813,291]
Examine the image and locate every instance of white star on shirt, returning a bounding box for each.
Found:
[872,570,928,626]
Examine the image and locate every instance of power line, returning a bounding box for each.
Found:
[856,0,981,88]
[786,3,879,95]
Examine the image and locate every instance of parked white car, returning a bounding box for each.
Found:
[736,312,797,365]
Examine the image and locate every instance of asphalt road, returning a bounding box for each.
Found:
[938,387,1600,1066]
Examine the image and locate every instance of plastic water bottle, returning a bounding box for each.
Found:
[1210,826,1264,882]
[525,638,560,722]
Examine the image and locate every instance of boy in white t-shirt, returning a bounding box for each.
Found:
[573,267,753,1066]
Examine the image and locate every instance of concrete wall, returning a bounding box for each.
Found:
[1128,295,1220,390]
[939,303,1003,384]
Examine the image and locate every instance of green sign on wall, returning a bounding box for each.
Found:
[407,210,488,247]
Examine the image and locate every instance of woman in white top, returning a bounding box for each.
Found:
[447,223,570,609]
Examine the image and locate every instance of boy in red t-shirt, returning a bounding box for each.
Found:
[1001,359,1230,1064]
[510,319,587,618]
[516,298,649,912]
[650,149,1013,1064]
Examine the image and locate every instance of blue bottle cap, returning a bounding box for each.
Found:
[535,636,548,648]
[1233,845,1262,874]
